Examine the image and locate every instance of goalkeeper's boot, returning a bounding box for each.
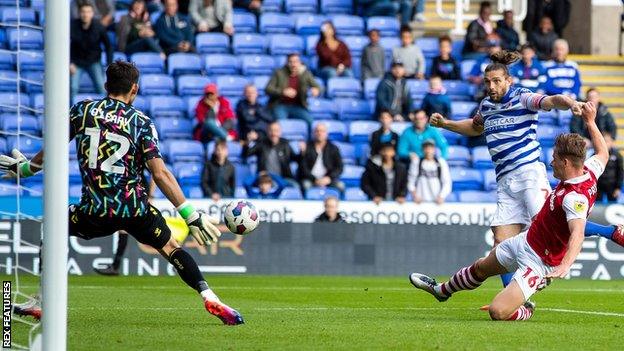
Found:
[13,294,41,321]
[204,299,244,325]
[612,224,624,247]
[94,265,119,276]
[409,273,448,302]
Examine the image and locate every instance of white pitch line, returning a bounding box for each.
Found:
[542,308,624,317]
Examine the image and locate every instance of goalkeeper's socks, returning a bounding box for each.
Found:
[500,272,513,287]
[584,222,614,240]
[169,248,206,292]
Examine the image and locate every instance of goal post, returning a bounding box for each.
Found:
[41,0,70,349]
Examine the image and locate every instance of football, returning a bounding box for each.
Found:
[223,200,260,235]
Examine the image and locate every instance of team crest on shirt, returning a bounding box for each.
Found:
[574,200,586,213]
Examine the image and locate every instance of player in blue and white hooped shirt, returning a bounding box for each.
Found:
[542,39,582,99]
[429,50,624,288]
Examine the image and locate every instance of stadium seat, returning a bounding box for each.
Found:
[366,16,400,37]
[444,80,473,101]
[166,140,205,162]
[332,15,364,36]
[173,162,203,185]
[7,28,43,50]
[18,50,44,71]
[336,98,370,120]
[130,52,165,74]
[390,121,410,135]
[0,183,20,196]
[260,13,294,33]
[0,52,13,70]
[446,145,471,168]
[558,109,573,126]
[349,120,379,143]
[334,141,356,164]
[542,147,554,167]
[415,37,439,59]
[262,0,283,12]
[21,71,43,93]
[450,101,478,120]
[340,164,364,187]
[204,54,240,75]
[546,170,557,188]
[321,0,353,14]
[185,96,201,117]
[364,78,380,100]
[1,8,36,24]
[450,167,483,191]
[154,117,193,139]
[195,32,230,53]
[344,187,367,201]
[0,114,38,134]
[232,33,267,54]
[234,165,251,187]
[133,95,149,112]
[241,55,276,76]
[269,34,304,55]
[215,75,249,98]
[7,135,41,158]
[307,98,335,119]
[313,120,346,141]
[305,35,319,55]
[279,187,303,200]
[69,141,77,160]
[343,35,368,57]
[206,141,243,163]
[72,94,98,106]
[451,39,464,60]
[233,12,257,33]
[24,183,43,197]
[460,60,477,81]
[537,126,565,148]
[458,190,497,203]
[68,160,81,184]
[177,75,211,96]
[279,119,308,141]
[472,146,493,169]
[252,76,271,96]
[379,37,400,56]
[0,70,16,92]
[152,186,166,199]
[31,93,43,113]
[234,185,248,197]
[285,0,318,13]
[184,186,205,199]
[295,14,326,35]
[167,53,202,76]
[139,74,174,95]
[327,78,362,99]
[440,128,466,146]
[407,79,429,100]
[0,137,5,154]
[150,96,186,119]
[305,186,340,200]
[483,169,497,191]
[539,110,559,126]
[0,92,29,113]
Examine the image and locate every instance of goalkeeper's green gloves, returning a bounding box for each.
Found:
[0,149,40,179]
[177,202,221,245]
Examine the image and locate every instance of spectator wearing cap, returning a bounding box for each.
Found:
[201,139,235,201]
[245,172,287,199]
[193,83,237,143]
[361,143,408,204]
[463,1,499,59]
[430,35,461,80]
[237,84,274,140]
[375,60,411,121]
[315,196,345,223]
[528,16,558,61]
[510,43,546,92]
[154,0,196,54]
[407,139,452,204]
[316,21,354,81]
[495,10,519,51]
[398,109,448,162]
[266,53,321,128]
[421,76,451,118]
[370,110,399,155]
[392,25,426,79]
[298,123,345,193]
[189,0,234,35]
[361,29,385,81]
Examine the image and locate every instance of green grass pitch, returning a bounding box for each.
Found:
[8,275,624,350]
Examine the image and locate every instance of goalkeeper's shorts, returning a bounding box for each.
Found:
[68,204,171,249]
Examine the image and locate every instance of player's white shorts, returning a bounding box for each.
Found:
[495,231,554,300]
[490,162,551,227]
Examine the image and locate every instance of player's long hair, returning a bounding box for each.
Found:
[485,50,521,76]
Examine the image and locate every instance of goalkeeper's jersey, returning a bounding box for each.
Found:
[69,97,161,218]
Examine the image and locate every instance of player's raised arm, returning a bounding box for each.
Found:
[581,101,609,167]
[429,112,484,137]
[522,92,584,115]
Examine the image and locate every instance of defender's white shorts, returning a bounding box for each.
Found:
[495,231,554,300]
[490,162,551,227]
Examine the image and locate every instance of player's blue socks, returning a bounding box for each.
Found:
[584,221,614,240]
[500,272,514,287]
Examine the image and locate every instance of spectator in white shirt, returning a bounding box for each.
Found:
[407,139,452,204]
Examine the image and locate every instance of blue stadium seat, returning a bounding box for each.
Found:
[173,162,203,185]
[483,169,497,191]
[0,183,20,196]
[440,128,465,146]
[0,70,16,92]
[139,74,175,95]
[31,93,43,113]
[177,75,211,96]
[285,0,318,13]
[279,119,308,140]
[336,98,369,120]
[7,28,43,50]
[133,95,149,112]
[195,33,230,53]
[415,37,439,59]
[262,0,283,12]
[0,114,38,134]
[21,71,43,93]
[321,0,353,14]
[537,126,566,148]
[25,183,43,197]
[305,35,319,55]
[340,164,364,187]
[68,141,77,160]
[558,109,573,126]
[305,186,340,200]
[155,117,193,139]
[234,165,251,187]
[472,146,493,169]
[407,79,428,100]
[0,52,13,70]
[0,137,6,154]
[269,34,304,55]
[366,16,399,37]
[260,13,294,33]
[68,160,81,184]
[252,76,271,96]
[78,72,99,93]
[215,75,249,98]
[379,37,400,56]
[327,78,362,98]
[184,185,205,199]
[101,51,128,66]
[295,14,326,35]
[313,120,346,141]
[460,59,477,81]
[206,141,243,162]
[1,8,36,24]
[130,52,165,74]
[241,55,276,76]
[539,110,559,126]
[18,50,44,71]
[331,15,364,36]
[390,121,410,135]
[450,167,483,191]
[166,140,205,162]
[349,120,379,143]
[185,96,201,117]
[541,147,554,167]
[446,145,471,167]
[7,135,41,158]
[232,33,267,54]
[72,93,98,105]
[150,96,186,118]
[344,187,367,201]
[450,101,478,120]
[364,78,380,100]
[233,12,258,33]
[307,98,335,119]
[451,39,464,60]
[204,54,240,75]
[167,53,202,76]
[351,56,361,79]
[335,35,366,58]
[546,170,557,188]
[458,190,497,203]
[152,186,166,199]
[0,92,29,113]
[444,80,473,101]
[278,187,304,199]
[334,141,356,164]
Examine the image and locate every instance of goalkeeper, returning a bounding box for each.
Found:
[0,61,243,325]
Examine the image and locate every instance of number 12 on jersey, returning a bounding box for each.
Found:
[85,127,130,175]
